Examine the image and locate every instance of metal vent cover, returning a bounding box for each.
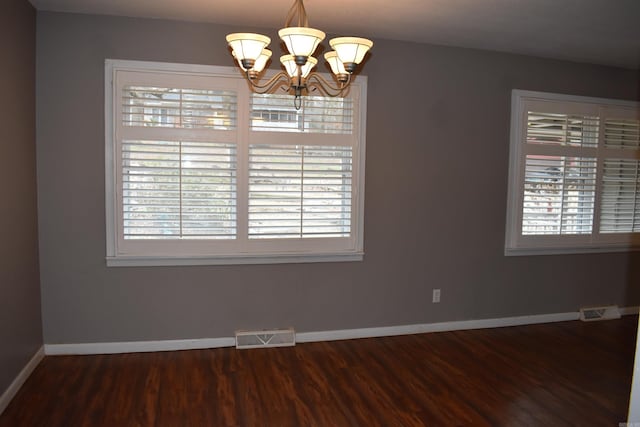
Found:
[579,305,621,322]
[235,328,296,349]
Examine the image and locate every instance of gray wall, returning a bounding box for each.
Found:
[0,0,43,394]
[36,12,640,344]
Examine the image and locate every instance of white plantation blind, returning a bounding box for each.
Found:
[122,140,237,239]
[522,155,596,235]
[248,145,352,239]
[603,118,640,149]
[506,91,640,255]
[250,94,354,134]
[526,112,599,147]
[123,86,237,129]
[521,109,598,236]
[245,87,361,246]
[600,159,640,233]
[106,61,366,265]
[111,67,242,258]
[599,115,640,233]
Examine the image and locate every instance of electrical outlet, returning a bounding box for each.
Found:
[432,289,441,303]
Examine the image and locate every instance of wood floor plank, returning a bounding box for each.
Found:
[0,316,636,426]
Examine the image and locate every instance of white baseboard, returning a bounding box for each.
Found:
[45,337,235,356]
[297,306,639,343]
[43,306,639,356]
[296,311,581,343]
[0,346,44,416]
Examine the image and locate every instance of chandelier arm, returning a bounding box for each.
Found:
[306,73,352,97]
[245,71,291,94]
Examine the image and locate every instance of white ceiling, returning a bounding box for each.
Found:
[30,0,640,70]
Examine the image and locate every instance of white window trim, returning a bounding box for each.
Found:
[105,59,367,266]
[505,90,640,256]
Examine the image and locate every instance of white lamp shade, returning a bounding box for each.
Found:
[324,51,347,75]
[234,49,272,72]
[226,33,271,63]
[253,49,272,73]
[231,50,249,71]
[280,55,317,78]
[329,37,373,65]
[278,27,325,58]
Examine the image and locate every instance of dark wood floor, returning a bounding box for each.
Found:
[1,316,637,426]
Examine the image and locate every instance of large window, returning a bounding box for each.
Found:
[105,60,366,266]
[505,90,640,255]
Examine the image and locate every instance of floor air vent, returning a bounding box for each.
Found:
[579,305,621,322]
[235,328,296,349]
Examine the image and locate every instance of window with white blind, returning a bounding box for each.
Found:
[105,60,366,266]
[248,144,352,239]
[505,90,640,255]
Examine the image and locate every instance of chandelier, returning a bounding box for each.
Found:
[225,0,373,109]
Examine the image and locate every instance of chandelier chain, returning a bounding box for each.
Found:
[285,0,309,28]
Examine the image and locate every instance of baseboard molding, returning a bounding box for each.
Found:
[0,346,44,416]
[297,306,639,343]
[43,306,639,356]
[296,311,581,343]
[45,337,236,356]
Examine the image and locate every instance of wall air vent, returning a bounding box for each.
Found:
[235,328,296,349]
[579,305,621,322]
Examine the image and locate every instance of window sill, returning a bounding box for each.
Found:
[106,252,364,267]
